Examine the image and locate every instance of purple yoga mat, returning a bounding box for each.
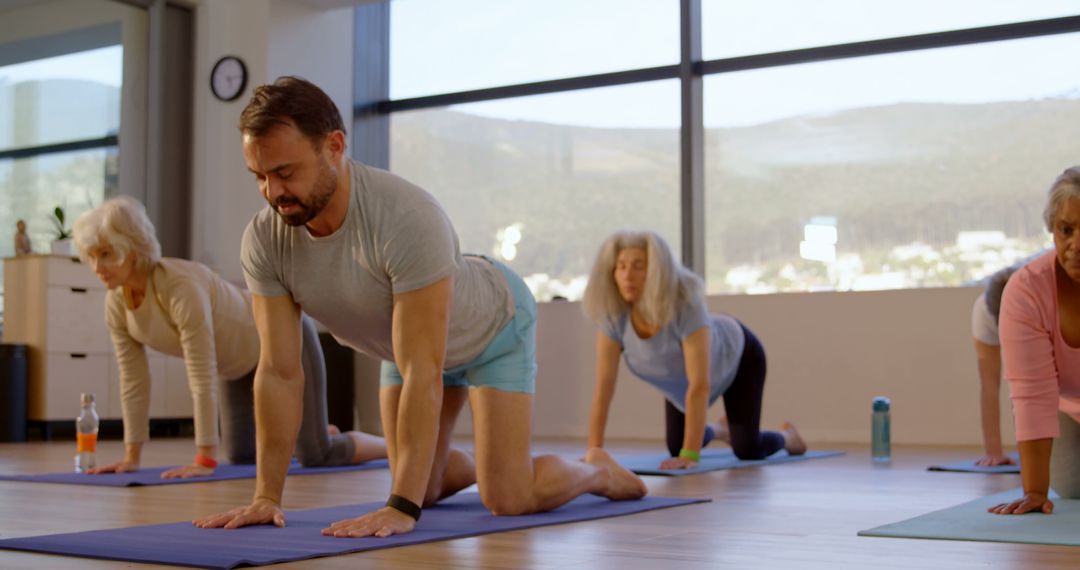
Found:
[0,459,388,487]
[0,494,709,569]
[617,449,845,476]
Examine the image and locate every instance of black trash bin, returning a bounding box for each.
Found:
[0,343,28,442]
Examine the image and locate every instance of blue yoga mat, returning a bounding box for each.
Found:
[928,453,1020,474]
[0,459,388,487]
[616,448,845,476]
[859,488,1079,546]
[0,494,708,569]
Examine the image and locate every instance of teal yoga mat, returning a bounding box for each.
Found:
[616,449,845,476]
[858,488,1079,546]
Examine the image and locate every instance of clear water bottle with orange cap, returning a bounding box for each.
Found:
[75,393,99,473]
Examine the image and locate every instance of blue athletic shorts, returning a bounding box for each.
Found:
[379,256,537,393]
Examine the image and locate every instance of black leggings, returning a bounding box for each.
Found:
[665,324,785,460]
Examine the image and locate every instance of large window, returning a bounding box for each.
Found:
[0,42,122,317]
[369,2,1079,300]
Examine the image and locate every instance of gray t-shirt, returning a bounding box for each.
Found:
[241,160,513,367]
[601,296,745,412]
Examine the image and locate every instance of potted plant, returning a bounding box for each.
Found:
[49,206,74,256]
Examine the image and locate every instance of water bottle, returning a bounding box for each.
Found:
[872,396,891,462]
[75,393,99,473]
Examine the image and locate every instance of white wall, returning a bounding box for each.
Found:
[527,286,1011,446]
[268,0,354,132]
[190,0,354,283]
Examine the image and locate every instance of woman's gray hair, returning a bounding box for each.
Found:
[1043,166,1080,232]
[582,230,702,330]
[72,196,161,274]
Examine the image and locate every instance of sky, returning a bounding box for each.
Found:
[390,0,1080,128]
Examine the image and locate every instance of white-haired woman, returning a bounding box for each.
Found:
[992,167,1080,515]
[72,196,386,478]
[583,230,806,470]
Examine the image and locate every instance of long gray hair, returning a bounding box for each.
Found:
[582,230,702,329]
[1043,166,1080,232]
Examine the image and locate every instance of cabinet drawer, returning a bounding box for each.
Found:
[46,286,110,354]
[46,257,103,290]
[37,352,110,421]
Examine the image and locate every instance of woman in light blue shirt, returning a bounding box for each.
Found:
[583,230,807,470]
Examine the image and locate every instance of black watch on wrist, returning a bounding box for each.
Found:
[386,494,422,521]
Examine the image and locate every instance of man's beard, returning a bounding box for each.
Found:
[271,160,337,226]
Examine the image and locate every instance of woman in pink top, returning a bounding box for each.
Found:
[992,167,1080,515]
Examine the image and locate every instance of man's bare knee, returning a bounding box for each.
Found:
[481,490,534,516]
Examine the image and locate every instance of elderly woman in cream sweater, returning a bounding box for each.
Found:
[73,197,385,478]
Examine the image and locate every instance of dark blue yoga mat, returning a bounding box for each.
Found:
[0,459,388,487]
[0,494,709,569]
[928,453,1020,474]
[616,449,845,476]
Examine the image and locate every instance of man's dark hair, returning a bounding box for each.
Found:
[238,76,344,147]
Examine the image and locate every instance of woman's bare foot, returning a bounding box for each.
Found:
[346,431,388,464]
[781,421,807,456]
[710,416,730,444]
[584,448,647,500]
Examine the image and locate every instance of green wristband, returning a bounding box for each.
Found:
[678,448,701,462]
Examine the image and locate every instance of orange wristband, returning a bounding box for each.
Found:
[194,454,218,468]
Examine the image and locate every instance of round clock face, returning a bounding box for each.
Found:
[210,56,247,102]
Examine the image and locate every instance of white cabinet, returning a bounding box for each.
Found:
[3,255,192,422]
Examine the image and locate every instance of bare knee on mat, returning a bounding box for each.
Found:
[481,491,534,516]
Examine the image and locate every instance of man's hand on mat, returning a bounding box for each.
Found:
[161,464,215,479]
[659,457,698,470]
[975,455,1015,467]
[322,507,415,538]
[193,498,286,529]
[86,460,140,475]
[987,492,1054,515]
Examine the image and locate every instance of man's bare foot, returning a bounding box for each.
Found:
[327,424,341,436]
[781,421,807,456]
[584,448,647,500]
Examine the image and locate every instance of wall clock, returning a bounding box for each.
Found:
[210,55,247,102]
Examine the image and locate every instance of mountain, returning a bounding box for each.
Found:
[390,98,1080,283]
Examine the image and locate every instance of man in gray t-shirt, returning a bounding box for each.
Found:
[194,77,645,538]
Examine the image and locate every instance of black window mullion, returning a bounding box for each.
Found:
[0,136,119,161]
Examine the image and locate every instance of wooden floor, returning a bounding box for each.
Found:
[0,438,1076,569]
